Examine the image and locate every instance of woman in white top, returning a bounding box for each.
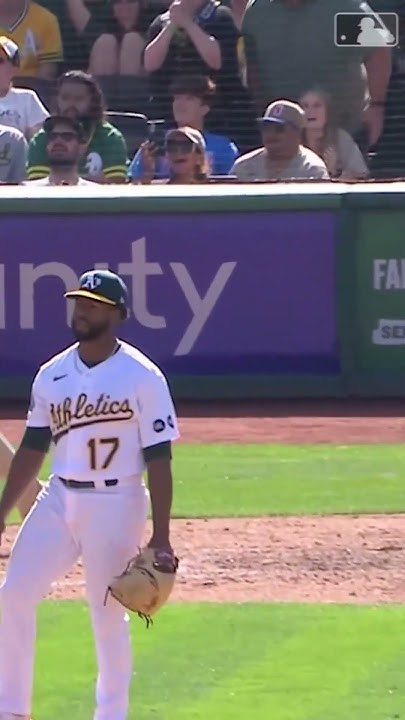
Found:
[0,35,49,139]
[299,87,369,181]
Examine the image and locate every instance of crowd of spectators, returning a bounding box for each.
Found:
[0,0,404,186]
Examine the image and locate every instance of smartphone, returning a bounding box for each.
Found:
[148,121,167,156]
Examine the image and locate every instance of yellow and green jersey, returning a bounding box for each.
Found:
[27,121,129,181]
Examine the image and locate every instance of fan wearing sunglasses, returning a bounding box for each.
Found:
[26,115,98,185]
[27,71,129,183]
[137,126,210,184]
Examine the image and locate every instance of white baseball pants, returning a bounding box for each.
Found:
[0,476,149,719]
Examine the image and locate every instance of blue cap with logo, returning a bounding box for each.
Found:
[65,270,129,319]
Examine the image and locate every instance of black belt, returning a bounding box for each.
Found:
[59,477,118,489]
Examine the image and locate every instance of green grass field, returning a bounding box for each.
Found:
[34,602,405,720]
[3,442,405,718]
[34,443,405,516]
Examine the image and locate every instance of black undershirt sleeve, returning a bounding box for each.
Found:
[21,427,52,453]
[143,441,172,463]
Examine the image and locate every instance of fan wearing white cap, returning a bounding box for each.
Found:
[231,99,330,182]
[0,37,49,139]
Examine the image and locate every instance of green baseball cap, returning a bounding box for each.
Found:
[65,270,128,317]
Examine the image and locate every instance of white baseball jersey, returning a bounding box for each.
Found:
[27,341,179,481]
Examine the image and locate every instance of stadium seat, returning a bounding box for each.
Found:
[95,75,151,116]
[105,111,151,156]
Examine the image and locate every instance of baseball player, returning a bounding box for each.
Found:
[0,269,179,720]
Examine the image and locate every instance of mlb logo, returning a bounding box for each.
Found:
[334,12,398,48]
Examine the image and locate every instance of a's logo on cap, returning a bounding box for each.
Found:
[82,273,102,291]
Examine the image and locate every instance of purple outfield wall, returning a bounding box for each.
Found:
[0,210,338,379]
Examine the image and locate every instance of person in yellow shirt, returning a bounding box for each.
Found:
[0,0,63,78]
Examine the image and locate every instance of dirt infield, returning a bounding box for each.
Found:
[0,399,404,604]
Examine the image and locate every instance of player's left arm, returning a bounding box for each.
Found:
[144,446,173,551]
[136,370,180,550]
[0,371,51,526]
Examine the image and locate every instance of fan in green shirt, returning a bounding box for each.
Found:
[27,70,129,182]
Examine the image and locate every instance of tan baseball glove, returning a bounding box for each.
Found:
[106,547,179,626]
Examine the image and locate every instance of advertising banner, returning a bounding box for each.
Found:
[355,212,405,371]
[0,210,338,378]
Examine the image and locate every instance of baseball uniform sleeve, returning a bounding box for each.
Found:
[26,371,50,429]
[102,127,129,181]
[27,130,49,179]
[137,371,179,449]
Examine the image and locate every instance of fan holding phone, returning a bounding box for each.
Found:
[136,125,210,183]
[128,75,239,181]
